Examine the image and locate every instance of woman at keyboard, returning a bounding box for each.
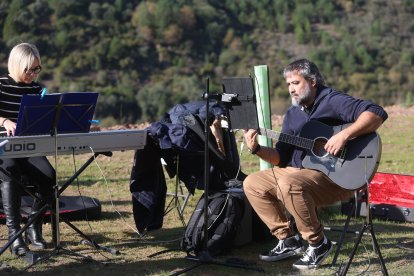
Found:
[0,43,54,256]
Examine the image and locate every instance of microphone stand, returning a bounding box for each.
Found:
[173,78,263,275]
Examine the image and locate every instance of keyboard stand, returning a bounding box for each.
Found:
[52,151,119,252]
[0,152,120,270]
[23,151,120,271]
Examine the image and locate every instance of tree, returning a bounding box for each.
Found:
[294,24,305,44]
[3,0,25,44]
[137,82,173,122]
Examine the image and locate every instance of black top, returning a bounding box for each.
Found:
[0,75,42,122]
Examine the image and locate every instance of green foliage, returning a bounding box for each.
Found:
[2,0,24,43]
[136,82,173,122]
[171,75,203,102]
[294,24,305,44]
[404,92,414,107]
[0,0,413,123]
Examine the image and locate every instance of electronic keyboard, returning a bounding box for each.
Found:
[0,129,147,158]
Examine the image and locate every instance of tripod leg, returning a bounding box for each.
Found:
[22,245,100,272]
[23,247,59,271]
[175,200,186,227]
[60,215,120,255]
[180,189,191,215]
[369,225,389,276]
[340,223,368,276]
[163,196,176,216]
[51,152,115,254]
[51,184,59,246]
[332,199,356,266]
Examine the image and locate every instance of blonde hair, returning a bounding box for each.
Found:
[8,43,42,82]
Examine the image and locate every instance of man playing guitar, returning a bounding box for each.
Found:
[243,58,388,270]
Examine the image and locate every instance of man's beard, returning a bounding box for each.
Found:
[291,84,312,107]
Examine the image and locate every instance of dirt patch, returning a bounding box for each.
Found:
[384,105,414,116]
[91,122,150,131]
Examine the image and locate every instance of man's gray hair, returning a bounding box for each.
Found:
[283,59,325,88]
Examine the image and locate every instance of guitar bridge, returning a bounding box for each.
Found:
[358,155,373,159]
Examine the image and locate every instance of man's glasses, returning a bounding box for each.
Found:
[24,65,42,75]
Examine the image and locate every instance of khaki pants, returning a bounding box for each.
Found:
[244,167,354,244]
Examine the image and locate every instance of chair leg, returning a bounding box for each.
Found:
[163,155,191,227]
[164,176,183,217]
[164,187,190,227]
[180,189,191,215]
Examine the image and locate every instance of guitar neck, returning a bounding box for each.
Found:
[259,127,314,150]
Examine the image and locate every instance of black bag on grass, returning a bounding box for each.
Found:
[180,191,244,256]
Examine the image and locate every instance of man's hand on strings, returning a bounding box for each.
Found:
[324,132,347,156]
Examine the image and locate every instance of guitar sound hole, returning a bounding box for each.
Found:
[312,137,328,158]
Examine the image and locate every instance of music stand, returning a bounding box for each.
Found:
[13,92,113,269]
[221,77,259,130]
[174,78,263,275]
[16,92,98,136]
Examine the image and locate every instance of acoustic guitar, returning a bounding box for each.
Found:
[259,120,381,190]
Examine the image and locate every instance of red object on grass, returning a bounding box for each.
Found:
[369,172,414,208]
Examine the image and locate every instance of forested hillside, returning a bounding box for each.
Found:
[0,0,413,124]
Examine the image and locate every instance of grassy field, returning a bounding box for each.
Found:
[0,106,413,275]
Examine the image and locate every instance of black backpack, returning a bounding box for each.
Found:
[180,190,245,257]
